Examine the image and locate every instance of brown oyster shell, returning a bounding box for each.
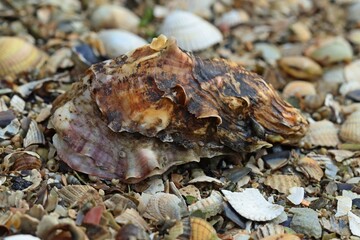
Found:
[50,35,307,183]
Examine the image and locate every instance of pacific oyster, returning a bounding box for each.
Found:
[50,35,307,183]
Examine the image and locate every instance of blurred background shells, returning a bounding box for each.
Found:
[90,5,140,32]
[0,37,47,77]
[278,56,322,80]
[158,10,223,51]
[98,30,148,58]
[282,81,316,99]
[215,9,250,28]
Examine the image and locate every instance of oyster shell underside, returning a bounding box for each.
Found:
[51,36,307,183]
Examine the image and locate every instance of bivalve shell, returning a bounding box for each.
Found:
[300,119,340,148]
[222,189,284,221]
[305,37,353,65]
[143,193,183,221]
[282,81,316,99]
[215,10,249,28]
[2,151,42,172]
[159,10,223,51]
[340,111,360,143]
[296,156,323,182]
[190,217,219,240]
[264,175,302,194]
[278,56,322,80]
[58,185,101,208]
[0,37,47,77]
[98,30,147,58]
[90,5,140,32]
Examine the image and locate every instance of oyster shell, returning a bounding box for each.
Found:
[50,35,307,183]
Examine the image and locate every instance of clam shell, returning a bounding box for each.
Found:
[2,151,42,171]
[0,37,47,77]
[340,111,360,143]
[143,193,183,221]
[189,217,219,240]
[264,174,302,194]
[278,56,322,80]
[305,36,353,65]
[159,10,223,51]
[282,81,316,99]
[90,5,140,32]
[296,156,323,181]
[222,189,284,221]
[300,119,340,148]
[215,9,249,28]
[345,59,360,83]
[188,190,223,219]
[98,30,147,58]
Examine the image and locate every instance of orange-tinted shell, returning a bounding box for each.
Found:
[50,35,308,183]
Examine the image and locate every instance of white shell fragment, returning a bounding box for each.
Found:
[159,10,223,51]
[98,30,148,58]
[335,196,352,217]
[222,189,284,221]
[287,187,304,205]
[348,211,360,237]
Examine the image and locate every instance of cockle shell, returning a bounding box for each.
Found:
[0,37,47,77]
[340,111,360,143]
[159,10,223,51]
[50,35,307,183]
[264,174,302,194]
[142,193,183,221]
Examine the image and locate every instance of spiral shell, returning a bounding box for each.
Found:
[0,37,47,77]
[159,10,223,51]
[50,35,307,183]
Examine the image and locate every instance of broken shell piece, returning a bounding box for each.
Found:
[264,175,302,194]
[254,223,285,240]
[143,193,183,221]
[179,185,201,200]
[90,5,140,32]
[188,190,223,219]
[2,151,42,171]
[0,37,47,77]
[115,208,150,232]
[261,234,301,240]
[287,187,304,205]
[348,211,360,237]
[104,194,136,216]
[10,95,25,113]
[98,30,147,58]
[300,120,340,148]
[278,56,322,80]
[335,196,352,217]
[23,120,45,148]
[222,189,284,221]
[296,156,323,182]
[159,10,223,51]
[340,111,360,144]
[58,185,101,208]
[4,235,40,240]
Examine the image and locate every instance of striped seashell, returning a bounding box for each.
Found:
[264,174,302,194]
[0,37,47,77]
[98,30,148,58]
[90,5,140,32]
[340,111,360,143]
[296,156,324,182]
[159,10,223,51]
[222,189,284,221]
[254,223,285,240]
[143,193,184,221]
[300,119,340,148]
[188,190,223,219]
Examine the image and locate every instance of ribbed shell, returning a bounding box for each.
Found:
[159,10,223,51]
[340,111,360,143]
[0,37,47,76]
[301,120,340,148]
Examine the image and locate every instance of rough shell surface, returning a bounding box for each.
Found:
[264,174,302,194]
[98,30,148,58]
[190,217,219,240]
[90,5,140,32]
[222,189,284,221]
[188,190,223,219]
[159,10,223,51]
[340,111,360,143]
[254,223,285,240]
[296,156,323,181]
[143,193,183,221]
[301,119,340,148]
[50,36,307,183]
[0,37,47,77]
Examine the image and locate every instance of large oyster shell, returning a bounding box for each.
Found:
[50,35,307,183]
